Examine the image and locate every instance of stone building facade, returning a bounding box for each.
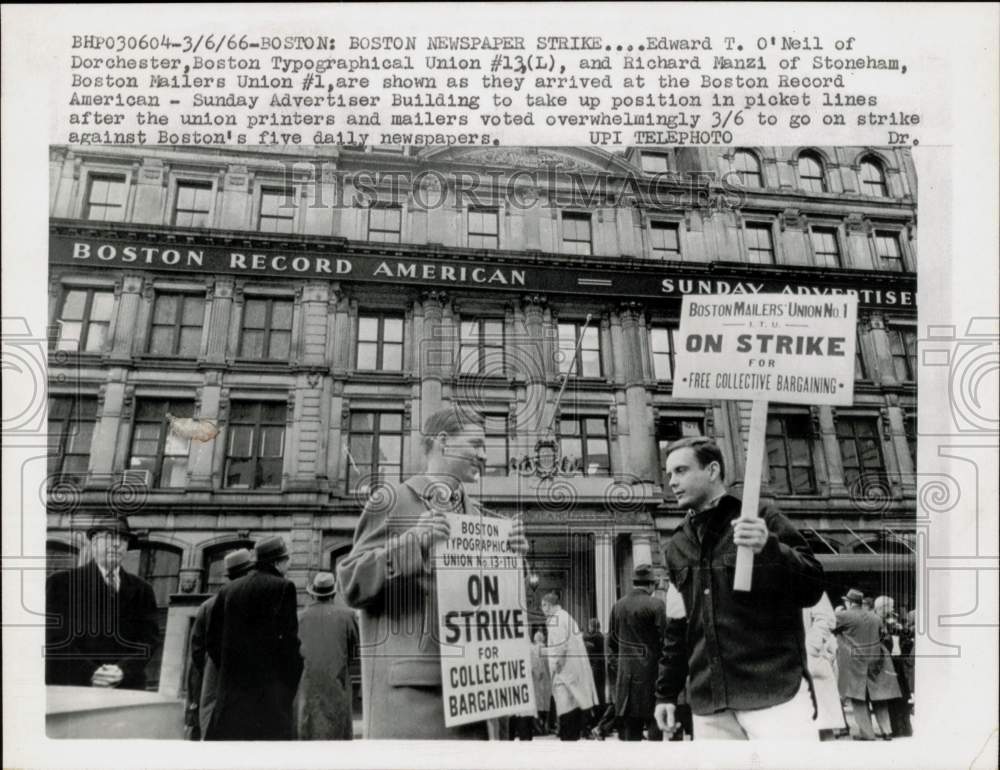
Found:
[46,144,917,692]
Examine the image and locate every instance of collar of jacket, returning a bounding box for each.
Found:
[255,562,282,577]
[403,474,475,515]
[683,493,742,543]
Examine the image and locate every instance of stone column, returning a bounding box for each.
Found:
[186,375,222,491]
[86,379,126,488]
[868,313,898,386]
[519,295,550,443]
[886,399,916,495]
[818,406,848,497]
[594,532,616,630]
[202,279,234,367]
[107,275,144,364]
[620,303,656,482]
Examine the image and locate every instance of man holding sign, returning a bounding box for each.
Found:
[653,437,825,740]
[338,406,529,739]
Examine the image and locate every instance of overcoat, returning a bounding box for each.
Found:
[608,588,667,719]
[187,595,220,738]
[337,476,494,739]
[205,565,304,740]
[834,607,902,702]
[545,607,598,715]
[803,593,847,730]
[531,640,552,712]
[295,601,358,740]
[45,561,160,690]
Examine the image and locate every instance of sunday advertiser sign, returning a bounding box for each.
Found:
[51,231,916,309]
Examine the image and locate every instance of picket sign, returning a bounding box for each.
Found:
[672,293,859,592]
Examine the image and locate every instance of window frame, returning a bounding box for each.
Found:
[467,207,500,250]
[84,172,128,222]
[732,149,764,189]
[649,324,679,382]
[367,203,403,244]
[557,320,602,378]
[47,395,98,486]
[743,221,776,264]
[656,414,706,494]
[458,317,506,376]
[172,179,215,228]
[147,291,206,358]
[558,415,611,477]
[482,412,510,478]
[257,186,297,234]
[126,398,194,488]
[237,295,294,362]
[222,400,287,490]
[355,312,405,372]
[872,229,907,272]
[887,325,918,383]
[344,410,405,492]
[809,225,842,268]
[640,151,672,174]
[561,211,593,256]
[649,220,682,259]
[765,412,820,496]
[859,158,889,197]
[52,286,115,354]
[835,415,886,492]
[797,152,828,193]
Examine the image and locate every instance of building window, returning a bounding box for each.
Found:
[836,417,885,492]
[859,159,888,197]
[888,326,918,382]
[223,401,286,489]
[559,416,610,476]
[459,318,504,375]
[356,313,404,371]
[874,231,904,271]
[203,541,255,594]
[641,152,671,173]
[904,413,917,469]
[468,209,499,249]
[797,152,827,193]
[558,321,601,377]
[561,212,592,255]
[766,413,818,495]
[148,293,205,358]
[483,413,510,477]
[53,288,114,353]
[855,331,868,380]
[367,205,402,243]
[650,325,678,381]
[127,399,194,488]
[345,411,404,492]
[810,227,841,268]
[745,223,775,264]
[238,297,293,361]
[258,187,296,233]
[732,150,763,188]
[48,396,98,486]
[650,221,681,258]
[85,174,127,221]
[173,181,213,228]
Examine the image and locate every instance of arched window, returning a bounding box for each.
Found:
[203,540,255,594]
[797,152,827,193]
[732,150,763,188]
[859,158,888,197]
[121,543,182,689]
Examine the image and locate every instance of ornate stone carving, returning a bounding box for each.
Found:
[449,147,598,173]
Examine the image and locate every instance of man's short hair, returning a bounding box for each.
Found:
[420,405,484,454]
[588,618,600,631]
[664,436,726,482]
[541,590,561,606]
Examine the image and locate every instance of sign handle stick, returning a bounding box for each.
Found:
[734,399,768,592]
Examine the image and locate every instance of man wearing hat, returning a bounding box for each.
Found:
[607,564,668,741]
[45,515,160,690]
[834,588,901,740]
[205,536,303,740]
[185,548,254,740]
[295,572,358,740]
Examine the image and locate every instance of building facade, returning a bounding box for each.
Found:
[47,144,917,693]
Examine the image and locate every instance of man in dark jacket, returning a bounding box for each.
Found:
[205,536,303,740]
[653,437,824,740]
[608,564,667,741]
[46,515,160,691]
[185,548,254,740]
[582,618,607,731]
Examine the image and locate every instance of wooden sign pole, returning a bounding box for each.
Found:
[734,399,769,592]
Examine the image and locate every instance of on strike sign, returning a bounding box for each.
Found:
[672,294,859,406]
[435,513,534,728]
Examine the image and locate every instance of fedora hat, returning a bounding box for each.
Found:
[224,548,254,578]
[254,535,289,564]
[632,563,656,585]
[85,514,133,541]
[842,588,865,603]
[307,571,337,597]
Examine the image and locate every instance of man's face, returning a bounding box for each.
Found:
[437,423,487,483]
[665,447,719,511]
[90,531,128,570]
[540,600,554,617]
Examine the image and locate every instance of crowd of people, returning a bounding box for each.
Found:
[45,407,915,743]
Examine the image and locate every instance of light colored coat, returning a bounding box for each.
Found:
[545,606,598,715]
[295,601,358,740]
[803,593,846,730]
